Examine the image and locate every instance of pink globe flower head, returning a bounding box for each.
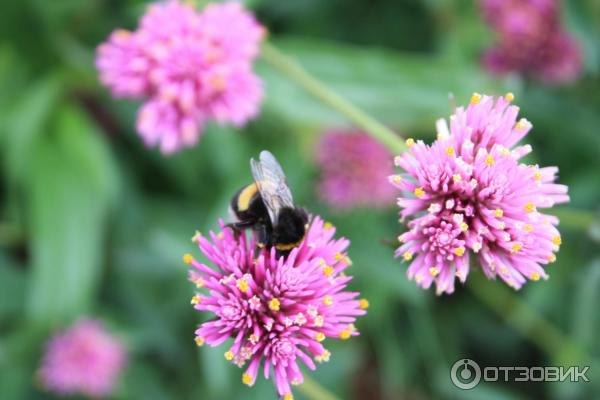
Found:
[183,217,367,399]
[534,32,583,83]
[198,2,266,61]
[481,0,558,42]
[315,129,397,210]
[37,318,126,398]
[390,93,569,295]
[479,0,583,84]
[96,29,152,98]
[96,1,265,154]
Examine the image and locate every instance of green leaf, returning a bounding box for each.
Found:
[1,75,62,186]
[571,260,600,351]
[25,103,118,325]
[0,253,26,320]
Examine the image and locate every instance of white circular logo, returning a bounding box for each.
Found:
[451,358,481,389]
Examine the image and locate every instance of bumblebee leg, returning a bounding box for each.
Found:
[226,220,255,229]
[254,224,269,249]
[225,221,254,239]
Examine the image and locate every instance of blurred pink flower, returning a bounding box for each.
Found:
[96,1,265,154]
[316,130,396,210]
[480,0,582,84]
[38,319,126,398]
[184,217,367,399]
[390,93,569,294]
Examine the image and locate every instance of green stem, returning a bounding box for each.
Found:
[261,42,407,154]
[297,375,341,400]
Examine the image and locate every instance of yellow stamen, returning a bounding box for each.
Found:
[114,29,131,40]
[359,299,370,310]
[315,350,331,363]
[460,222,469,232]
[183,253,194,265]
[402,251,413,261]
[446,146,455,156]
[548,254,556,263]
[191,231,202,242]
[209,74,227,91]
[194,278,204,288]
[283,394,294,400]
[495,208,504,218]
[315,332,326,342]
[505,92,515,102]
[314,315,324,327]
[323,295,333,306]
[552,236,562,246]
[190,295,201,305]
[334,252,344,262]
[269,298,280,311]
[242,373,253,386]
[236,278,249,292]
[515,118,528,130]
[470,93,482,104]
[452,174,462,183]
[511,243,522,253]
[533,170,542,182]
[323,265,334,277]
[454,247,466,257]
[339,330,351,340]
[194,336,205,346]
[392,175,403,184]
[414,187,425,198]
[406,138,415,148]
[429,267,440,277]
[224,351,234,361]
[485,155,495,166]
[524,202,536,213]
[530,272,541,281]
[323,221,334,230]
[523,224,533,233]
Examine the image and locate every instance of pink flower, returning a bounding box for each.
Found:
[38,319,126,398]
[315,130,397,210]
[390,93,569,294]
[482,0,558,41]
[96,1,265,154]
[184,217,367,399]
[480,0,582,84]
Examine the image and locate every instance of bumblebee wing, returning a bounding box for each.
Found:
[250,150,294,224]
[259,151,295,209]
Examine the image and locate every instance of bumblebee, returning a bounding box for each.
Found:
[229,150,308,254]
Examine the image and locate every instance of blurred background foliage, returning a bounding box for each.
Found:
[1,0,599,399]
